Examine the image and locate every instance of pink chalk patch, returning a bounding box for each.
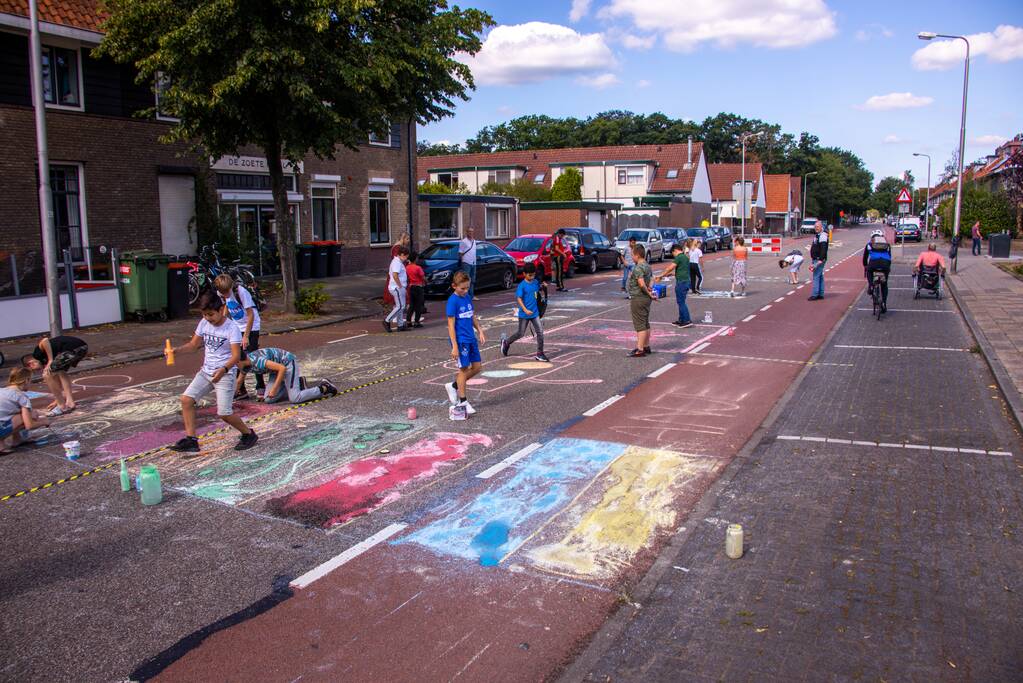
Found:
[466,378,488,385]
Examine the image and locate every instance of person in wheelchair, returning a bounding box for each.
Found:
[913,243,947,294]
[862,229,892,312]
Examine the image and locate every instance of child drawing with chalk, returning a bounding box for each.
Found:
[20,334,88,416]
[0,368,50,454]
[237,348,338,404]
[445,270,485,419]
[165,292,257,453]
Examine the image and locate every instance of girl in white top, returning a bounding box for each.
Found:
[688,240,704,294]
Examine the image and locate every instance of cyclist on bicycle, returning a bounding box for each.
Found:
[862,229,892,312]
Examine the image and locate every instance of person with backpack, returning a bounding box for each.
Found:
[863,228,893,312]
[500,262,549,362]
[215,274,265,400]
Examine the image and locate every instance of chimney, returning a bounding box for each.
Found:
[687,136,693,165]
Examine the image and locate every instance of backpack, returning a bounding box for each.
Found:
[234,283,268,313]
[867,241,892,265]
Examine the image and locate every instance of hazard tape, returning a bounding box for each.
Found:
[0,360,444,504]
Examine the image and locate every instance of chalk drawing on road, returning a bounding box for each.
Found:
[545,318,720,353]
[71,374,133,389]
[299,346,430,383]
[425,349,603,394]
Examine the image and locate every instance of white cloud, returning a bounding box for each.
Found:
[577,72,621,89]
[971,134,1008,147]
[912,25,1023,70]
[600,0,836,52]
[857,92,934,111]
[621,33,656,50]
[458,22,615,86]
[883,134,903,144]
[569,0,592,22]
[856,24,893,41]
[636,79,652,88]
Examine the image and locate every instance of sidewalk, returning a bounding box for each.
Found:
[0,271,388,372]
[946,250,1023,429]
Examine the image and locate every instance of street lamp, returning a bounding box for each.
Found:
[802,171,818,230]
[918,31,970,247]
[913,152,932,238]
[740,131,764,237]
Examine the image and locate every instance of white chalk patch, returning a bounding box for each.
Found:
[959,448,987,455]
[690,342,711,354]
[834,344,966,352]
[647,363,676,378]
[476,442,543,479]
[290,523,408,589]
[327,333,368,344]
[123,374,184,391]
[759,305,772,312]
[878,442,903,448]
[742,315,756,323]
[852,440,875,446]
[583,394,625,417]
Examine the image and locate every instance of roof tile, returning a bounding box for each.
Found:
[763,174,792,214]
[707,163,762,201]
[0,0,106,32]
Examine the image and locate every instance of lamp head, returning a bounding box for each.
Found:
[913,152,921,157]
[918,31,937,40]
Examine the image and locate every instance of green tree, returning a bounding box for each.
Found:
[870,176,905,216]
[806,148,872,222]
[551,167,583,201]
[418,140,465,156]
[419,180,469,194]
[937,181,1015,237]
[98,0,491,310]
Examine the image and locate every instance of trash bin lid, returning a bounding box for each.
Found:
[120,250,172,263]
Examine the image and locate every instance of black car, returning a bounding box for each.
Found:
[894,223,922,242]
[421,240,518,297]
[683,227,721,252]
[712,226,733,250]
[561,228,622,274]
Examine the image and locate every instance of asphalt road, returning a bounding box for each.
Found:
[1,230,868,682]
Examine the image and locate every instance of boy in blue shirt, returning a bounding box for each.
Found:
[445,271,486,416]
[500,263,549,362]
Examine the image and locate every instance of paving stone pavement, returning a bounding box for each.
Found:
[573,259,1023,682]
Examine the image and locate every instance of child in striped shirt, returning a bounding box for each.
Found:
[239,348,338,404]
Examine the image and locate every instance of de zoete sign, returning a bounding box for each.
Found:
[211,155,304,174]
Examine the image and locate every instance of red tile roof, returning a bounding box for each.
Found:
[763,174,791,214]
[418,142,706,193]
[0,0,106,32]
[707,163,762,201]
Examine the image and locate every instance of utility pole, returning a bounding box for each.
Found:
[914,152,932,238]
[802,171,818,230]
[29,0,62,336]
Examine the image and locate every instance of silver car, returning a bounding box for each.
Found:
[614,229,665,262]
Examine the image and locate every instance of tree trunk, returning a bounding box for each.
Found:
[265,143,298,312]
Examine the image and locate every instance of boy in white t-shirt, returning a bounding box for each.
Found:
[166,292,257,453]
[215,274,264,399]
[383,246,410,333]
[779,249,805,284]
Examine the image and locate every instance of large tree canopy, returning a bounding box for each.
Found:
[99,0,491,309]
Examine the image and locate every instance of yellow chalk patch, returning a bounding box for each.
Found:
[527,446,717,579]
[508,362,552,370]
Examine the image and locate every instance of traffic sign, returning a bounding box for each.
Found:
[896,187,912,204]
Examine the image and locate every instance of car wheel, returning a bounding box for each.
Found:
[502,268,515,290]
[587,257,598,274]
[612,255,622,270]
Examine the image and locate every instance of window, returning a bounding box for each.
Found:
[533,173,545,184]
[487,170,511,185]
[369,125,392,146]
[665,169,679,179]
[311,186,337,241]
[617,166,644,185]
[369,190,390,244]
[50,165,84,259]
[429,206,459,240]
[42,45,80,108]
[155,71,179,121]
[216,173,296,191]
[485,208,509,239]
[437,172,459,188]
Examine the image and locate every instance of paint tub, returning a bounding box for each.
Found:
[726,523,744,559]
[139,464,163,505]
[407,407,417,420]
[653,284,667,299]
[62,440,81,461]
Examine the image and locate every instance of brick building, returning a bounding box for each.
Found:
[0,0,419,296]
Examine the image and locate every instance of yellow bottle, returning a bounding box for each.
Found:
[165,339,175,366]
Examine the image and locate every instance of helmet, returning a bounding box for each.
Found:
[871,229,884,238]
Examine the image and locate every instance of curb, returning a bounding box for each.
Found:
[945,275,1023,432]
[557,252,863,683]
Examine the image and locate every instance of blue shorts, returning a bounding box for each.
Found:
[0,419,12,439]
[456,341,481,369]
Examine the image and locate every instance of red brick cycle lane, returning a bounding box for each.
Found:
[150,239,866,682]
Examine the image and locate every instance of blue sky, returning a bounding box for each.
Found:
[418,0,1023,186]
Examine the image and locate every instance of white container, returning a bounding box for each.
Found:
[725,523,744,559]
[62,440,81,461]
[703,310,714,324]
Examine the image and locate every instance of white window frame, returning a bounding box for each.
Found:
[155,71,180,122]
[48,161,90,264]
[436,172,459,188]
[311,184,338,242]
[369,187,391,245]
[368,123,392,147]
[533,172,545,184]
[485,206,510,239]
[665,169,679,179]
[487,170,512,185]
[617,165,645,185]
[41,41,84,111]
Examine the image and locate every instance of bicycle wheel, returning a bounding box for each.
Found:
[188,273,201,305]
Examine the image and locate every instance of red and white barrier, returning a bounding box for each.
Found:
[748,234,783,254]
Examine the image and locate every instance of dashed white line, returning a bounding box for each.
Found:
[741,314,756,322]
[476,442,542,479]
[327,333,368,344]
[786,290,796,296]
[835,344,967,352]
[583,394,625,416]
[291,523,408,589]
[856,308,952,313]
[647,363,677,378]
[776,436,1012,456]
[774,297,786,303]
[759,305,772,312]
[690,342,711,354]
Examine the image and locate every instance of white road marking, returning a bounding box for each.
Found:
[776,436,1012,456]
[742,314,756,322]
[991,451,1013,457]
[690,342,711,354]
[856,308,952,313]
[786,290,796,295]
[476,442,543,479]
[774,297,786,303]
[291,523,408,589]
[583,394,625,416]
[834,344,967,352]
[591,281,608,286]
[327,333,368,344]
[759,305,772,312]
[647,363,677,378]
[826,438,852,444]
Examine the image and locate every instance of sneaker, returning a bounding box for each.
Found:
[627,349,647,358]
[45,406,66,417]
[169,436,200,453]
[644,346,652,354]
[413,323,424,328]
[535,353,550,362]
[679,321,694,328]
[461,400,477,416]
[500,334,509,357]
[671,320,684,327]
[234,430,258,451]
[448,404,468,421]
[398,325,410,332]
[382,321,392,333]
[445,381,459,405]
[319,380,338,397]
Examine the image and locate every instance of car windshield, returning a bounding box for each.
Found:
[617,230,650,242]
[562,234,580,246]
[801,219,817,226]
[420,243,460,260]
[685,228,709,237]
[660,229,685,239]
[505,237,545,252]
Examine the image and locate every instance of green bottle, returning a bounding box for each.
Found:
[119,459,130,492]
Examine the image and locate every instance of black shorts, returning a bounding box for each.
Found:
[50,344,88,373]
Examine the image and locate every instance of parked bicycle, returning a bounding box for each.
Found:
[186,244,265,309]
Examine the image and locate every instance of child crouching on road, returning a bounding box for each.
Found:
[166,292,257,453]
[0,368,50,453]
[238,347,338,404]
[779,249,805,285]
[445,270,486,418]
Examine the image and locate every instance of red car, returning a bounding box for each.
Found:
[503,233,576,282]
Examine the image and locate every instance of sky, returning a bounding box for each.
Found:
[417,0,1023,187]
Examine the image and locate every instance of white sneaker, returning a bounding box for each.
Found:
[461,400,477,416]
[445,382,458,405]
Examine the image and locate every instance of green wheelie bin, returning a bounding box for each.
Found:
[119,251,171,321]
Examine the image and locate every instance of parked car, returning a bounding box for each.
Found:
[503,233,576,282]
[561,228,622,274]
[615,229,665,262]
[713,226,733,250]
[421,240,518,296]
[658,228,688,251]
[683,227,721,252]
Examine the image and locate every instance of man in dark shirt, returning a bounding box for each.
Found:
[21,335,88,416]
[808,221,829,300]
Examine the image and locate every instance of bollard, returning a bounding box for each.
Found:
[726,523,744,559]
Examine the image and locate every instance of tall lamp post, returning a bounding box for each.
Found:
[913,152,932,238]
[802,171,818,230]
[740,131,764,237]
[918,31,969,247]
